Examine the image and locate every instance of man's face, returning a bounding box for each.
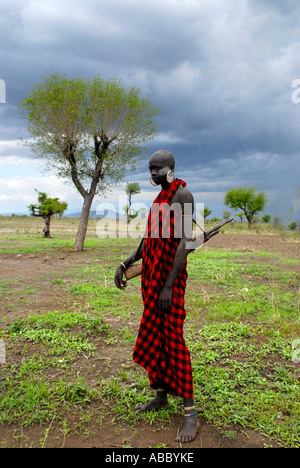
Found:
[149,157,171,186]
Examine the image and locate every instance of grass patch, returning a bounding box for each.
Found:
[0,311,109,427]
[7,310,109,357]
[187,249,300,333]
[0,233,299,447]
[190,323,300,447]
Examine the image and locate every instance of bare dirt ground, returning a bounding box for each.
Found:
[0,233,299,448]
[1,234,298,283]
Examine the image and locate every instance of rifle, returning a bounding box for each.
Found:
[190,216,235,250]
[124,217,235,280]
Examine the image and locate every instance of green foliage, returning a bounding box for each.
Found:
[224,186,267,228]
[125,182,141,222]
[0,311,109,427]
[203,207,212,220]
[20,73,159,250]
[288,222,297,230]
[19,73,160,194]
[190,323,300,447]
[199,207,212,221]
[262,214,271,223]
[7,310,108,357]
[125,182,141,199]
[28,190,68,218]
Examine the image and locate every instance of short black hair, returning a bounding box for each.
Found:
[149,150,175,166]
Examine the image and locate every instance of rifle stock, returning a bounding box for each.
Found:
[125,263,142,280]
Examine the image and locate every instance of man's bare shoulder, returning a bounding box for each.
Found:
[173,185,194,204]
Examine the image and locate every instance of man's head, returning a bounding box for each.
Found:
[149,150,175,186]
[150,150,175,167]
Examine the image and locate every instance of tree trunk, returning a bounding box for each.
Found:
[74,194,94,252]
[247,216,253,229]
[243,208,253,229]
[127,205,131,224]
[43,215,52,238]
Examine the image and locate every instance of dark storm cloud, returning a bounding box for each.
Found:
[0,0,299,219]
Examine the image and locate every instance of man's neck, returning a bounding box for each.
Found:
[161,181,170,189]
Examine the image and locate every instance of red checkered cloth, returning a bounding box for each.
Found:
[133,179,194,400]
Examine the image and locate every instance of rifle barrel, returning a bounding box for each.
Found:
[206,217,234,236]
[190,217,234,252]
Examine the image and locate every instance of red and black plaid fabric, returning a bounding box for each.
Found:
[133,179,194,400]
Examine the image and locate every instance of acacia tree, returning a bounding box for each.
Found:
[224,186,267,228]
[203,207,212,223]
[20,74,160,251]
[125,182,141,223]
[198,207,212,224]
[28,190,67,238]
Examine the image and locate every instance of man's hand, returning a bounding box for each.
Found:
[114,266,127,290]
[158,285,173,309]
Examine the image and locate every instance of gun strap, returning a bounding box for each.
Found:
[193,217,207,235]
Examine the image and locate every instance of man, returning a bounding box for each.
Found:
[114,150,199,443]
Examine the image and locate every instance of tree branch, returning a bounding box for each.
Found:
[64,142,87,198]
[89,134,107,196]
[30,205,43,217]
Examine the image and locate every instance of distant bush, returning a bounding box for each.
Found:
[288,222,297,230]
[262,214,271,223]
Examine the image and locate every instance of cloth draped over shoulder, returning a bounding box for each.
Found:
[133,178,194,399]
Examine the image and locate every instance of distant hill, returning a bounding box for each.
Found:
[0,210,121,219]
[66,210,121,219]
[65,212,82,218]
[0,212,28,216]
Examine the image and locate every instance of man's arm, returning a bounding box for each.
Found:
[114,241,144,290]
[158,189,194,309]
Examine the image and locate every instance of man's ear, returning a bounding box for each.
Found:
[170,164,175,171]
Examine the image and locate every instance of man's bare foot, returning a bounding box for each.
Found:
[175,415,200,443]
[134,393,169,414]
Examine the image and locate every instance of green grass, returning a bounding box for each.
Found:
[0,235,100,254]
[0,233,299,447]
[188,322,299,446]
[0,310,109,427]
[187,249,299,333]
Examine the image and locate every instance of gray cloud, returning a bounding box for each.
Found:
[0,0,299,220]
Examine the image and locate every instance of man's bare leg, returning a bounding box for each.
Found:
[175,398,199,443]
[134,388,168,413]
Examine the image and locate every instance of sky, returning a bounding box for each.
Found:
[0,0,299,222]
